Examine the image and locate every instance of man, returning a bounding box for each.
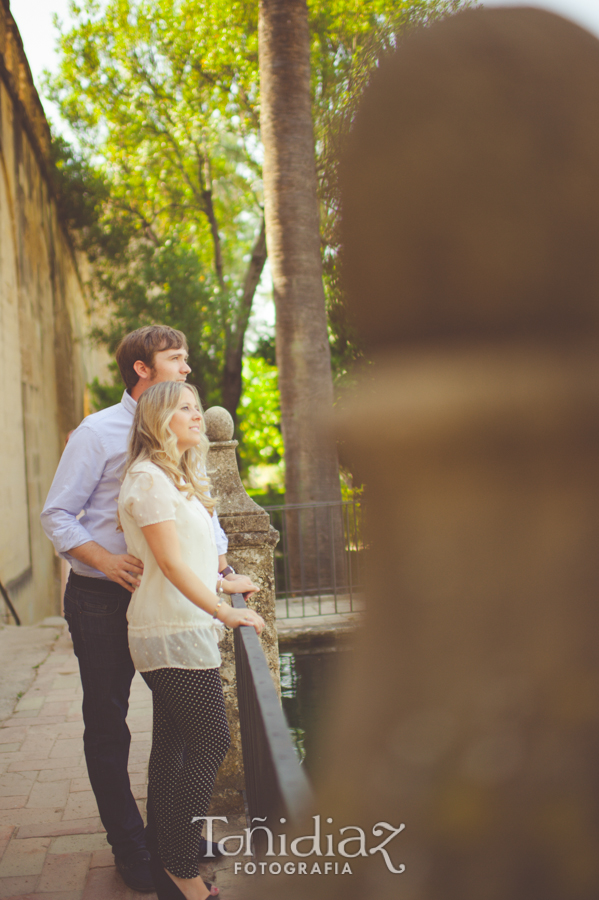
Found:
[41,325,235,892]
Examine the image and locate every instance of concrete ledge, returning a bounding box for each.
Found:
[277,612,361,647]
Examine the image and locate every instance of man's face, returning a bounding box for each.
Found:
[147,345,191,385]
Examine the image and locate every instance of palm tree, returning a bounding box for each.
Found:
[259,0,344,591]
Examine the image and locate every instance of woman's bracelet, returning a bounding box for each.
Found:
[213,597,224,620]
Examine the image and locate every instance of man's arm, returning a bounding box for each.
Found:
[69,542,143,592]
[40,424,107,557]
[211,510,229,573]
[41,424,142,590]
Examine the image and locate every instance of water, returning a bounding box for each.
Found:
[279,642,351,775]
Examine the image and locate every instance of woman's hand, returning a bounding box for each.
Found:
[218,604,265,636]
[220,574,259,597]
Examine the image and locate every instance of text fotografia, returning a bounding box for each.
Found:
[191,815,406,875]
[236,860,353,876]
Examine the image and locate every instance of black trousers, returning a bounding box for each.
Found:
[142,666,231,878]
[64,572,145,860]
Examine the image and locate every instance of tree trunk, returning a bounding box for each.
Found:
[259,0,343,591]
[221,218,268,424]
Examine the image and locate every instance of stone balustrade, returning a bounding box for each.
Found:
[204,406,280,814]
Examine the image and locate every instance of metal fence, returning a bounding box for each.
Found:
[263,499,364,618]
[232,593,313,856]
[0,579,20,625]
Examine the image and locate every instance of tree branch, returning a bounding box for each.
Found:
[221,216,268,418]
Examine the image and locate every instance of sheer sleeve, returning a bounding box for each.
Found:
[123,468,178,527]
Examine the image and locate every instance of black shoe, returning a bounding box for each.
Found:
[146,826,219,898]
[149,860,186,900]
[197,837,224,861]
[116,848,155,893]
[145,821,159,857]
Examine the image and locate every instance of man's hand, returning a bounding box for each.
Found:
[99,554,144,591]
[69,542,144,592]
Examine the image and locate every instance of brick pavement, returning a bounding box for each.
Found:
[0,621,248,900]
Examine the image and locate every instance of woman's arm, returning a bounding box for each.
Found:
[141,519,264,634]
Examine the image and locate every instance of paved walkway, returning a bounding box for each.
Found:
[0,620,245,900]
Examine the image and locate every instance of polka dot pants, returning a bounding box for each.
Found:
[141,667,231,879]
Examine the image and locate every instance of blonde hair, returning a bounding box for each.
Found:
[125,381,215,514]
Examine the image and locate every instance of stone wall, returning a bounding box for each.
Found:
[0,0,109,624]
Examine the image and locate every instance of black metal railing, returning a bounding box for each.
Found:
[0,578,20,626]
[232,593,313,855]
[263,499,365,618]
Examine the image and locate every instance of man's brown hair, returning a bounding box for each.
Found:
[115,325,188,391]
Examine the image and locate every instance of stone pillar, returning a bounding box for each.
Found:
[205,406,280,814]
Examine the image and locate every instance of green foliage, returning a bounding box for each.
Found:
[340,468,365,502]
[50,133,109,233]
[90,239,225,407]
[237,355,284,471]
[47,0,473,469]
[88,378,123,412]
[46,0,266,417]
[47,0,262,280]
[251,334,277,368]
[50,129,229,409]
[88,364,124,411]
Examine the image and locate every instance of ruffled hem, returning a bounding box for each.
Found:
[128,618,223,639]
[128,623,223,672]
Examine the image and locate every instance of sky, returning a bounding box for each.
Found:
[10,0,73,126]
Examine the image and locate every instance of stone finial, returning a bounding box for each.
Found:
[205,408,267,527]
[204,406,234,443]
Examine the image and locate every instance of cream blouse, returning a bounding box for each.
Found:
[118,459,224,672]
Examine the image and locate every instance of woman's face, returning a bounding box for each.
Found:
[168,387,203,455]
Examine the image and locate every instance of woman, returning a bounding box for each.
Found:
[118,381,265,900]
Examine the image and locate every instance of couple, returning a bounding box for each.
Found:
[41,326,264,900]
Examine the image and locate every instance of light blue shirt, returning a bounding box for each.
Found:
[41,391,228,579]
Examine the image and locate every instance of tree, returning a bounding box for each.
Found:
[89,238,227,408]
[48,0,473,468]
[259,0,346,591]
[50,131,230,409]
[259,0,341,509]
[47,0,266,422]
[255,0,474,488]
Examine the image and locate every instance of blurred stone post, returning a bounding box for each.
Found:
[253,8,599,900]
[205,406,280,814]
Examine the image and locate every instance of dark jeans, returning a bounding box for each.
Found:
[63,572,146,860]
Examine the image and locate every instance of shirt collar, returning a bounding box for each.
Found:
[120,390,137,417]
